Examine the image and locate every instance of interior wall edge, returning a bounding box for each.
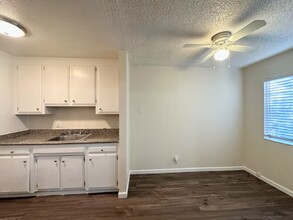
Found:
[243,166,293,198]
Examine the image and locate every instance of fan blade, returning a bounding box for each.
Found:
[199,50,215,64]
[229,20,266,42]
[183,44,212,48]
[228,44,258,53]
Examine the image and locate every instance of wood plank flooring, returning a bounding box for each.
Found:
[1,171,293,219]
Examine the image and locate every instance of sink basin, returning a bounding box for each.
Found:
[47,133,90,142]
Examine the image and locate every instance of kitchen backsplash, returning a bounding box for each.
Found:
[24,107,119,129]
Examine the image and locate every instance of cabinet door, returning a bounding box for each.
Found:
[42,65,69,106]
[35,157,60,191]
[96,66,119,114]
[70,66,96,106]
[0,156,29,193]
[61,156,84,189]
[87,153,117,189]
[17,64,42,113]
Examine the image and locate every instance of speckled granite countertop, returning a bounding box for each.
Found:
[0,129,119,146]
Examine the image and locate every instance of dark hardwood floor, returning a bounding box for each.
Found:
[1,171,293,219]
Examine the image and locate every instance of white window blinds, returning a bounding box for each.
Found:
[264,75,293,145]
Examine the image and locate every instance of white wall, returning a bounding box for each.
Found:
[242,49,293,192]
[0,51,27,135]
[26,107,118,129]
[130,66,243,170]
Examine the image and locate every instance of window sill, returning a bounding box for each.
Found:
[264,137,293,146]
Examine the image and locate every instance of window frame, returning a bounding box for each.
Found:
[263,75,293,146]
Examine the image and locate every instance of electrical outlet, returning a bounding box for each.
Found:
[174,156,179,164]
[54,121,63,128]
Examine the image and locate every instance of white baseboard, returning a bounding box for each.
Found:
[118,171,131,199]
[130,166,243,175]
[243,166,293,197]
[118,191,128,199]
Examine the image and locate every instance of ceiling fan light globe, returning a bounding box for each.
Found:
[214,49,230,61]
[0,19,26,38]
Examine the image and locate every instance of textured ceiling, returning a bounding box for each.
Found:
[0,0,293,67]
[0,0,118,59]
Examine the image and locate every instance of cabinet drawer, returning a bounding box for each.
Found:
[33,147,84,155]
[88,146,117,153]
[0,149,30,156]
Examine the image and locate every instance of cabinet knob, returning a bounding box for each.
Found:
[54,160,57,163]
[36,108,39,111]
[10,151,14,154]
[62,160,65,163]
[89,159,92,161]
[72,100,75,103]
[23,161,27,164]
[64,100,67,103]
[99,108,102,111]
[101,149,104,152]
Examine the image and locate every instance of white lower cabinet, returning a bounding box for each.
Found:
[0,156,30,193]
[35,157,60,191]
[87,147,117,189]
[0,145,118,196]
[35,156,85,191]
[61,156,84,189]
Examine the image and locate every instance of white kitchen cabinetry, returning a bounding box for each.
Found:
[61,156,84,189]
[35,157,60,191]
[35,156,84,191]
[15,62,119,112]
[96,66,119,114]
[0,144,118,197]
[70,65,96,106]
[0,155,30,193]
[16,64,43,114]
[87,146,117,189]
[42,65,69,106]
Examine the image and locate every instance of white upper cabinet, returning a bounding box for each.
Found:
[70,65,96,106]
[42,65,69,106]
[16,64,42,114]
[15,60,119,114]
[96,66,119,114]
[42,65,96,106]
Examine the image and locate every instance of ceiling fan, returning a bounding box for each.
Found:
[183,20,267,63]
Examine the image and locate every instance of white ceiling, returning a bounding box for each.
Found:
[0,0,118,59]
[0,0,293,67]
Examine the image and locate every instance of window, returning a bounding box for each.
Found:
[264,75,293,145]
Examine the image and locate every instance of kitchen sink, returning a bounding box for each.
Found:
[46,133,91,142]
